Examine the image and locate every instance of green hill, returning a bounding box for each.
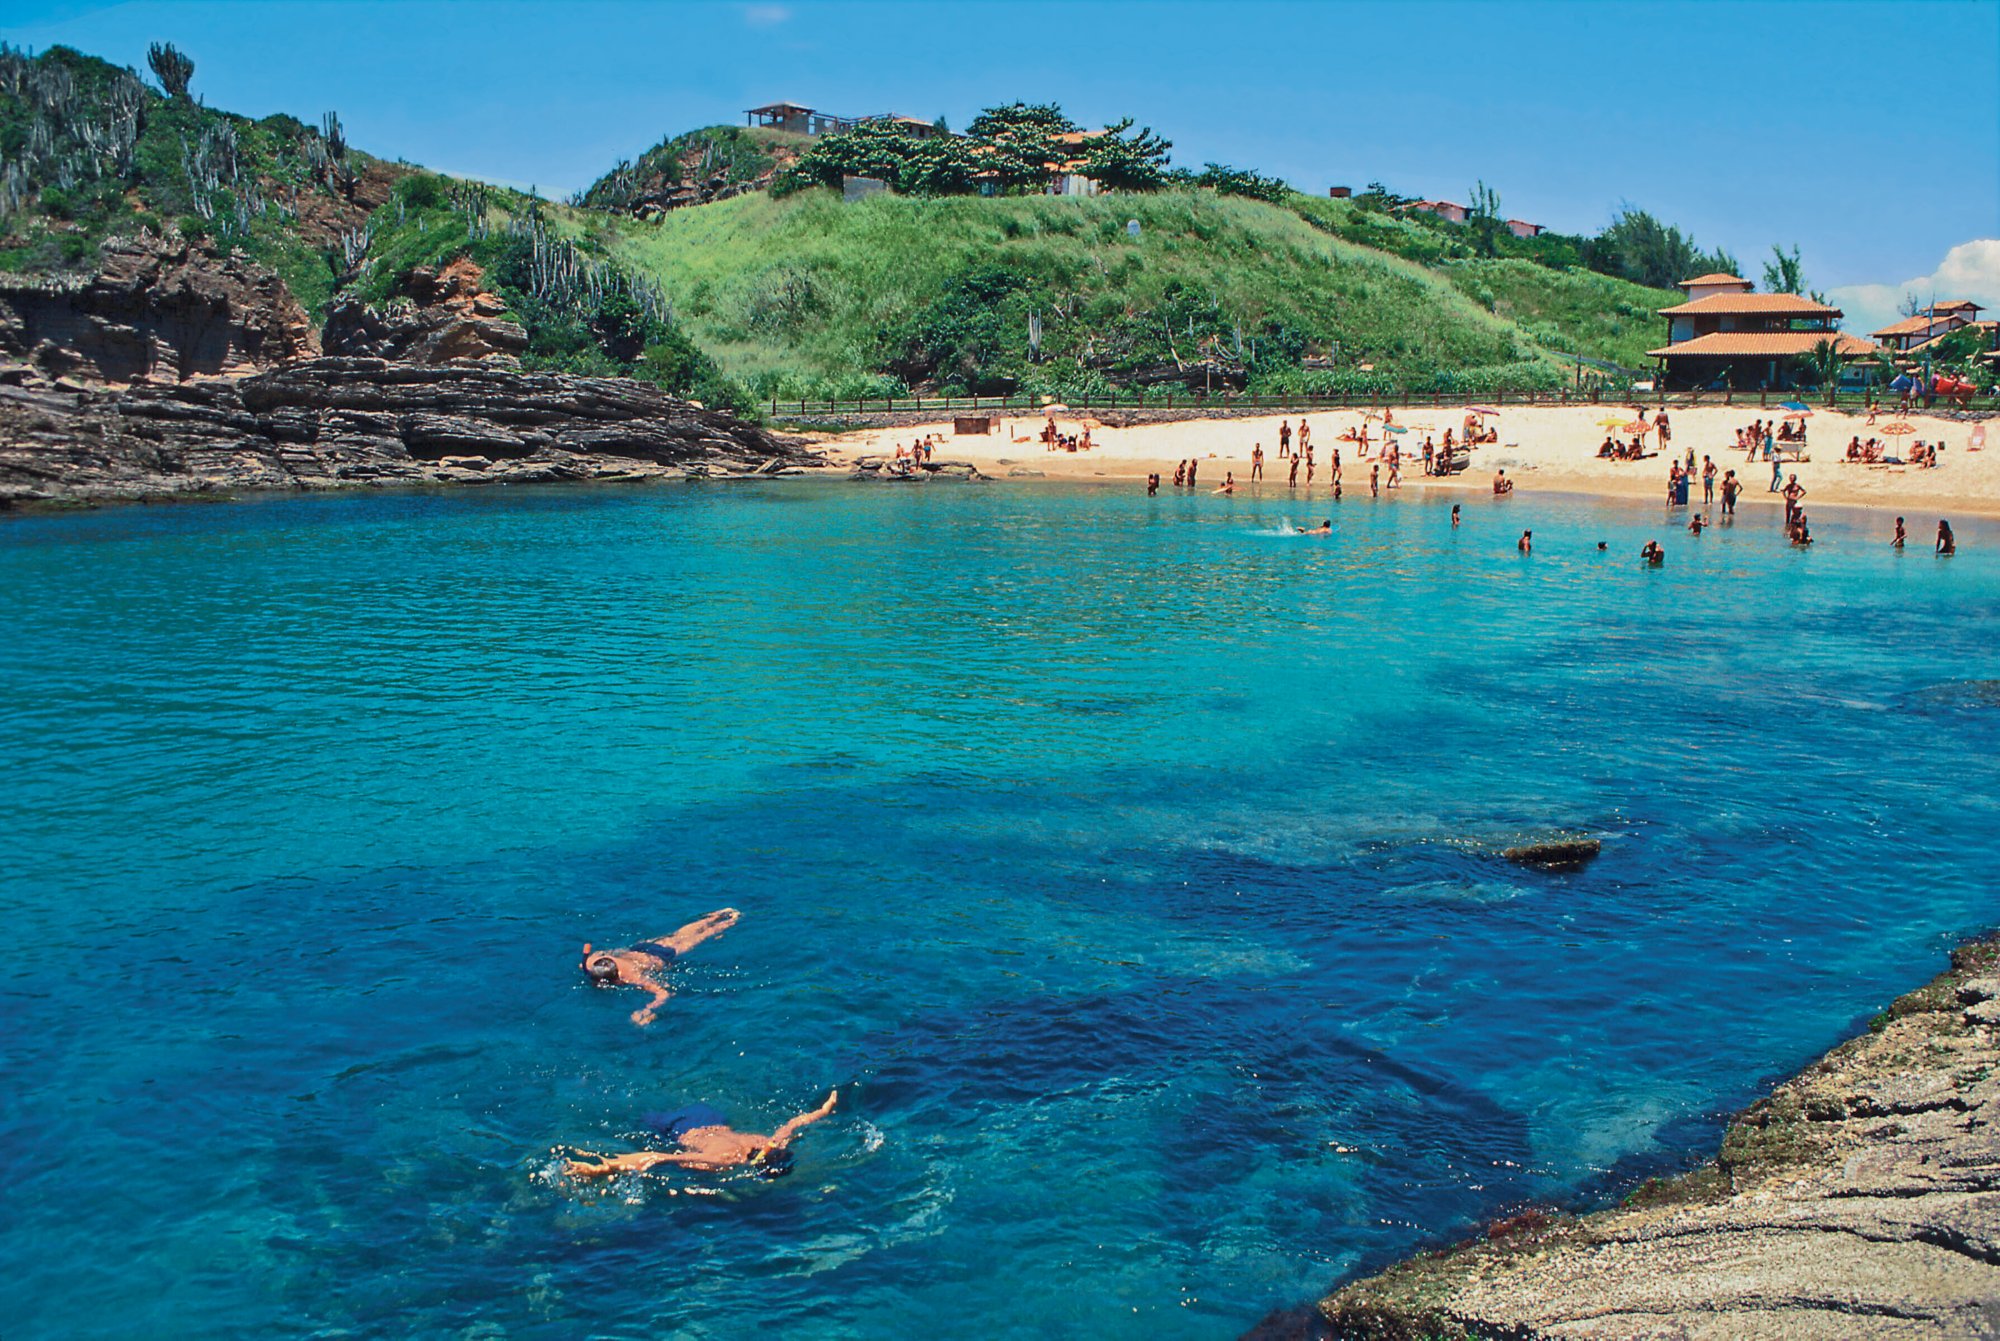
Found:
[0,44,1684,411]
[602,186,1579,401]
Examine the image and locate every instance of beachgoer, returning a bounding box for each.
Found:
[1596,541,1608,551]
[1721,470,1740,516]
[1938,520,1956,555]
[1493,469,1514,496]
[1188,460,1199,488]
[1306,451,1315,487]
[1298,419,1311,454]
[565,1090,839,1180]
[1370,463,1379,497]
[1147,473,1160,497]
[1388,456,1401,489]
[1251,445,1264,481]
[1296,519,1331,535]
[1782,475,1805,525]
[1451,503,1461,528]
[1288,456,1300,489]
[1217,472,1236,496]
[1769,456,1784,492]
[1702,456,1716,503]
[582,908,741,1027]
[1689,513,1706,535]
[1173,461,1186,488]
[1791,512,1813,546]
[1518,530,1532,554]
[1331,447,1341,482]
[1892,516,1905,549]
[1279,421,1292,457]
[1641,540,1665,566]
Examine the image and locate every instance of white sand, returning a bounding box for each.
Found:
[818,404,2000,519]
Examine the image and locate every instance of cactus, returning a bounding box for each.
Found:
[146,42,194,99]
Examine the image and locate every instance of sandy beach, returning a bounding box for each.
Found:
[822,403,2000,519]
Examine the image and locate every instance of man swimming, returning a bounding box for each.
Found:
[581,907,741,1026]
[565,1089,839,1179]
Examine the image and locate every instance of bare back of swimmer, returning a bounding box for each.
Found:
[581,907,740,1026]
[565,1089,839,1178]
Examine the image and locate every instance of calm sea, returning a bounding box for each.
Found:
[3,480,1995,1339]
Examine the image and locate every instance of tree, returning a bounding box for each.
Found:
[1762,243,1806,295]
[1898,291,1927,318]
[1179,163,1289,203]
[1585,207,1735,290]
[1802,335,1847,391]
[147,42,193,99]
[1467,180,1503,258]
[965,101,1079,191]
[1080,118,1172,192]
[897,135,980,196]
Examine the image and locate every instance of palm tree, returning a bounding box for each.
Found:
[1802,336,1846,401]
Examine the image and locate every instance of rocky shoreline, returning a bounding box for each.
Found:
[0,357,818,508]
[1256,936,2000,1340]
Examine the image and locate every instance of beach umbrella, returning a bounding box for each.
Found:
[1384,423,1409,434]
[1621,420,1651,435]
[1468,405,1501,415]
[1596,415,1629,428]
[1780,401,1811,413]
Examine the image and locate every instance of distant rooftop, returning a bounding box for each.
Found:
[1678,272,1751,289]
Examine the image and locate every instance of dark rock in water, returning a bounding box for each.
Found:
[0,234,320,384]
[1501,838,1602,871]
[1899,680,2000,714]
[0,357,814,504]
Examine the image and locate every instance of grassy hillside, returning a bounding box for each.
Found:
[607,187,1569,400]
[1435,259,1675,371]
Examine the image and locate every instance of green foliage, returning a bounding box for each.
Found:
[1584,207,1738,289]
[606,188,1567,398]
[1762,242,1806,295]
[1467,180,1502,258]
[1078,118,1172,192]
[581,124,785,211]
[1176,163,1290,203]
[964,101,1079,191]
[1437,258,1679,370]
[146,42,193,99]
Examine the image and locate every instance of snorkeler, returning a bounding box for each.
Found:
[565,1089,839,1179]
[581,907,741,1026]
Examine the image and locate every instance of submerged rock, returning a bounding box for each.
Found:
[1308,936,2000,1340]
[1500,838,1602,872]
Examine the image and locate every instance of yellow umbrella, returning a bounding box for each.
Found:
[1596,416,1629,428]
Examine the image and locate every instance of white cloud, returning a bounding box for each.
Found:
[1827,239,2000,338]
[743,4,791,26]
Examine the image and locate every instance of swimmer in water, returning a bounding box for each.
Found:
[1641,540,1665,565]
[1518,530,1532,554]
[1295,519,1331,534]
[1892,516,1905,549]
[1938,519,1956,555]
[581,907,741,1026]
[565,1089,839,1179]
[1451,504,1460,528]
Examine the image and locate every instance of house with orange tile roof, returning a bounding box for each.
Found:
[1647,273,1881,390]
[1871,301,1988,352]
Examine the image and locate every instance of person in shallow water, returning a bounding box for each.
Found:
[565,1090,839,1179]
[581,907,740,1026]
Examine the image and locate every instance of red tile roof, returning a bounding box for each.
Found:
[1658,293,1843,317]
[1679,272,1751,288]
[1649,332,1881,358]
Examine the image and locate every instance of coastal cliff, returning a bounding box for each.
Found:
[0,357,811,504]
[1287,938,2000,1340]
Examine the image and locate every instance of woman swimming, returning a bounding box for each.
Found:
[581,907,740,1026]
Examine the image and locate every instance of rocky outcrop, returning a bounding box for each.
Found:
[1295,937,2000,1340]
[322,257,529,364]
[1502,839,1603,872]
[0,357,817,504]
[0,234,319,384]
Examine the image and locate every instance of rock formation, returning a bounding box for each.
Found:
[0,357,816,504]
[1294,937,2000,1340]
[0,234,319,384]
[1502,839,1603,872]
[321,257,529,364]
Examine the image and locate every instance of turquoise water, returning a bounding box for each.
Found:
[3,480,1997,1339]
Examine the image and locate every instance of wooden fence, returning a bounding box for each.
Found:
[769,387,2000,419]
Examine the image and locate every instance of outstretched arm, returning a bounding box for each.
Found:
[630,973,671,1026]
[769,1089,839,1148]
[564,1148,697,1179]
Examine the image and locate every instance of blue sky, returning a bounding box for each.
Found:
[4,0,1996,326]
